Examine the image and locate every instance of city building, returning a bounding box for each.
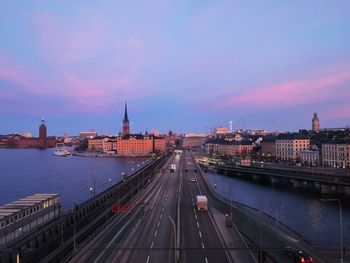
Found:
[154,136,166,153]
[322,142,350,168]
[17,120,56,148]
[276,134,310,161]
[122,102,130,136]
[214,127,229,135]
[312,112,320,132]
[116,134,153,156]
[299,146,320,166]
[88,137,104,152]
[79,131,97,139]
[205,139,253,157]
[260,137,276,157]
[182,136,207,149]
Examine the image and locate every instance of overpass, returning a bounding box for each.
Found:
[198,160,350,195]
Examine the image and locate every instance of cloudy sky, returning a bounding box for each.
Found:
[1,1,350,136]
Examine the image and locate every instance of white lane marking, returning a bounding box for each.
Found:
[160,214,162,219]
[193,208,196,212]
[205,257,209,263]
[154,230,158,237]
[202,242,205,249]
[195,214,198,220]
[146,255,150,263]
[197,222,200,228]
[151,241,154,249]
[199,231,202,238]
[158,221,160,227]
[162,207,165,212]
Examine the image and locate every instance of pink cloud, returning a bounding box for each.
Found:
[323,105,350,119]
[213,64,350,110]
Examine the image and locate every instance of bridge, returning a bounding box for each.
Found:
[0,151,333,263]
[198,160,350,195]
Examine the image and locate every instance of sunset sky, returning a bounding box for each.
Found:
[1,1,350,136]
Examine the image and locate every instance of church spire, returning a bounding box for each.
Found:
[122,102,130,136]
[124,102,129,122]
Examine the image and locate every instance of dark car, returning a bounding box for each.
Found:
[283,246,313,263]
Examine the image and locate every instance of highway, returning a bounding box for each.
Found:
[180,151,231,263]
[69,153,180,263]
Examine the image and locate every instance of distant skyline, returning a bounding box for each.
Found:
[1,1,350,135]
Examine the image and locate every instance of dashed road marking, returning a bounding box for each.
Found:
[151,241,154,249]
[202,242,205,249]
[160,214,162,219]
[199,231,202,238]
[146,255,150,263]
[158,221,160,227]
[205,257,209,263]
[154,230,158,237]
[197,222,200,228]
[195,214,198,220]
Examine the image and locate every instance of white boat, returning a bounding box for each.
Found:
[54,143,71,157]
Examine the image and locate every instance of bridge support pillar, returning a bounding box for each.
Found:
[252,174,259,180]
[270,176,279,184]
[320,184,332,194]
[336,185,346,194]
[345,186,350,195]
[291,179,302,188]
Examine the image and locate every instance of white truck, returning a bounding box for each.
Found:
[196,195,208,211]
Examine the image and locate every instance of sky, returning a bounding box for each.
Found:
[0,1,350,136]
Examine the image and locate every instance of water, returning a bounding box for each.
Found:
[0,149,150,211]
[204,172,350,247]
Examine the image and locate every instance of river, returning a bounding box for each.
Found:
[204,171,350,247]
[0,148,150,211]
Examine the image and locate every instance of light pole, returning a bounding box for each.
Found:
[320,199,343,263]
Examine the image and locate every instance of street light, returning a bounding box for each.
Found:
[320,199,343,263]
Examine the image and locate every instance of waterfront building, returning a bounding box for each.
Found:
[260,137,276,157]
[17,120,56,148]
[0,194,60,246]
[322,142,350,168]
[154,136,166,153]
[276,135,310,161]
[88,137,104,152]
[122,102,130,136]
[205,139,253,157]
[116,134,153,156]
[312,112,320,132]
[299,147,320,166]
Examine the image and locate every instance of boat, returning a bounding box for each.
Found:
[54,143,71,157]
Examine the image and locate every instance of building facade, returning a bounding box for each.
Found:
[299,149,320,166]
[322,143,350,168]
[116,135,153,156]
[260,139,276,157]
[276,138,310,161]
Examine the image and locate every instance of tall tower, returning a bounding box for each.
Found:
[39,119,47,140]
[122,102,130,136]
[312,112,320,131]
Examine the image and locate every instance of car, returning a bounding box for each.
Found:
[283,247,313,263]
[190,177,196,182]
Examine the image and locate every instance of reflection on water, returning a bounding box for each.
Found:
[204,172,350,247]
